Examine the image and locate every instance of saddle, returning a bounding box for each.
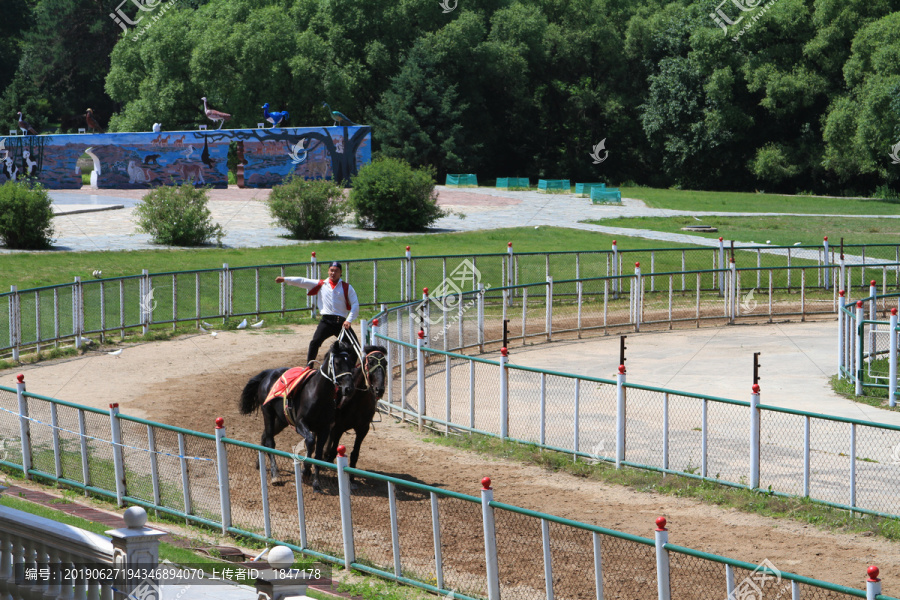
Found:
[263,367,316,428]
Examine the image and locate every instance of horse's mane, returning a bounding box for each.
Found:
[363,344,387,355]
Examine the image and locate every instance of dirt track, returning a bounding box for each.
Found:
[1,325,898,597]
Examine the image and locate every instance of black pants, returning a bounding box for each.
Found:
[307,315,358,363]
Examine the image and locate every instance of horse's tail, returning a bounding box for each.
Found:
[239,371,268,415]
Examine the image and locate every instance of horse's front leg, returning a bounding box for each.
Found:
[312,432,329,493]
[347,428,369,490]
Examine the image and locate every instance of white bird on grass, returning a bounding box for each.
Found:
[82,337,93,345]
[251,320,264,328]
[793,242,802,246]
[92,270,102,278]
[766,240,771,244]
[693,216,701,221]
[202,321,214,328]
[236,318,247,329]
[211,331,218,338]
[108,349,123,357]
[199,324,208,333]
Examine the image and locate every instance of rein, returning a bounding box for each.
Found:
[355,350,387,391]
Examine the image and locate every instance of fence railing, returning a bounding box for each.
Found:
[0,379,893,600]
[4,241,899,358]
[838,290,900,404]
[370,268,900,521]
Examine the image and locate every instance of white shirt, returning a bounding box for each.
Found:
[283,277,359,323]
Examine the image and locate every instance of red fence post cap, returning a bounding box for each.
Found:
[16,373,24,383]
[418,329,425,339]
[481,476,492,490]
[892,308,898,316]
[856,300,864,308]
[423,287,429,296]
[215,417,224,429]
[311,251,316,257]
[839,290,845,297]
[868,566,880,581]
[618,364,626,374]
[508,242,512,247]
[406,246,410,251]
[635,262,640,268]
[752,384,760,394]
[500,347,508,357]
[612,240,616,245]
[871,280,877,286]
[337,445,346,457]
[372,318,379,326]
[824,236,828,241]
[656,516,667,530]
[109,403,119,408]
[719,237,723,242]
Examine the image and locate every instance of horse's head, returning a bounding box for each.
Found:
[362,345,388,399]
[327,339,357,404]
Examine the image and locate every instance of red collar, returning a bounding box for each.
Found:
[328,278,340,289]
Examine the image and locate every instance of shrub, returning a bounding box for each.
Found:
[0,180,55,249]
[350,157,446,231]
[134,183,224,246]
[267,175,348,239]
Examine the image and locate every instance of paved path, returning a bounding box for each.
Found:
[3,185,895,254]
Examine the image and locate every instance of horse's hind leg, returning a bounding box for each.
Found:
[259,431,282,486]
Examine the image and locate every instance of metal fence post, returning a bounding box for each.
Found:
[634,263,642,332]
[480,477,501,600]
[109,403,126,507]
[730,258,737,323]
[360,319,368,349]
[616,365,626,469]
[417,330,425,431]
[500,347,509,440]
[866,566,881,600]
[15,374,32,479]
[545,277,553,342]
[890,308,898,407]
[838,290,845,378]
[654,517,671,600]
[221,264,230,320]
[336,445,355,569]
[141,270,150,335]
[611,240,618,297]
[74,276,84,347]
[421,288,430,340]
[507,242,514,306]
[718,237,725,296]
[855,301,864,396]
[405,246,412,302]
[9,286,19,361]
[214,417,232,534]
[750,384,760,490]
[823,237,830,290]
[478,283,485,352]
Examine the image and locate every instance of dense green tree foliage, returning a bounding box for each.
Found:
[4,0,900,195]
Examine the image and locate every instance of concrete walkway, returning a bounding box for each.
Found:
[3,185,893,254]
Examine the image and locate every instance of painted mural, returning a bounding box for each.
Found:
[0,126,371,189]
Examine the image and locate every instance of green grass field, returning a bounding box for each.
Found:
[617,186,900,214]
[583,215,900,247]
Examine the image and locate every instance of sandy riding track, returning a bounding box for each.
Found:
[1,324,898,598]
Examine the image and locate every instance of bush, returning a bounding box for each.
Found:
[0,180,55,249]
[267,175,349,239]
[134,183,224,246]
[350,157,446,231]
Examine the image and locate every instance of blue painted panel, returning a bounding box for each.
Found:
[0,126,371,190]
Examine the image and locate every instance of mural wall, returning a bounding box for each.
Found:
[0,126,371,189]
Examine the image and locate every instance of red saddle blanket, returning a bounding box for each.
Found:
[264,367,315,406]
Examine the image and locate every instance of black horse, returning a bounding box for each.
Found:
[238,339,356,491]
[324,345,388,486]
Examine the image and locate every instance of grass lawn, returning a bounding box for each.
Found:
[617,186,900,215]
[583,215,900,247]
[0,226,717,291]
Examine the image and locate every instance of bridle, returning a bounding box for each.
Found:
[355,350,387,392]
[319,349,354,385]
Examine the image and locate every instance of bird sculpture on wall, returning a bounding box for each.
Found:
[16,112,38,136]
[262,103,289,128]
[85,109,104,133]
[200,97,231,129]
[322,102,356,126]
